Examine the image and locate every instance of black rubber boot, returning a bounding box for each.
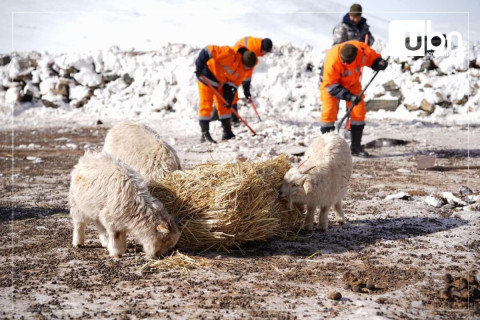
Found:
[320,126,335,134]
[199,120,217,144]
[350,124,369,157]
[231,104,240,127]
[221,119,236,140]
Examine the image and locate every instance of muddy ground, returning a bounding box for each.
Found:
[0,124,479,319]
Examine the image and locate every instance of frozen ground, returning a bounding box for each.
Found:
[0,116,479,319]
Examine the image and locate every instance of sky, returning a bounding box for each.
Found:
[0,0,478,54]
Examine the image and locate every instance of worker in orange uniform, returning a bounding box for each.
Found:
[195,45,257,143]
[230,37,273,125]
[320,40,387,157]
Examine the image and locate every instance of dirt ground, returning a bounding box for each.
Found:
[1,124,479,319]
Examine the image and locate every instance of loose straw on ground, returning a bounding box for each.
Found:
[149,155,304,252]
[141,251,217,273]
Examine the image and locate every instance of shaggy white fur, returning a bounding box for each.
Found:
[69,151,180,258]
[280,133,352,231]
[103,121,182,183]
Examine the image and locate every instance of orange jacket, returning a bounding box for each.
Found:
[233,37,265,58]
[320,40,381,100]
[233,37,264,80]
[196,45,248,89]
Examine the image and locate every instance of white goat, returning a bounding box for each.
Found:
[103,121,182,183]
[69,151,180,258]
[280,133,352,231]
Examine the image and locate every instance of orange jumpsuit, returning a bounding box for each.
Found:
[196,45,249,120]
[320,40,381,128]
[231,37,265,104]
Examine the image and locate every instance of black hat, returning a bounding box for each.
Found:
[261,38,273,52]
[349,3,362,17]
[340,44,358,64]
[242,51,257,68]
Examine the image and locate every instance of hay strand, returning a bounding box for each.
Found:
[140,251,231,273]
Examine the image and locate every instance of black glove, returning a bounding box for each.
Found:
[242,80,251,99]
[195,69,202,78]
[371,58,388,71]
[348,93,361,105]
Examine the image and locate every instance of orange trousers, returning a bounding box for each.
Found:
[320,82,366,126]
[198,80,232,120]
[232,91,240,105]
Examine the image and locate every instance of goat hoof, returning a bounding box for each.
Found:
[316,226,328,232]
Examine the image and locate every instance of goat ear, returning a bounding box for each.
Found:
[156,223,169,234]
[303,179,313,194]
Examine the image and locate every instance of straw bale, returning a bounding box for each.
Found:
[149,155,304,251]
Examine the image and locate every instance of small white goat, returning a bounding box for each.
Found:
[280,133,352,231]
[69,151,180,258]
[103,121,182,183]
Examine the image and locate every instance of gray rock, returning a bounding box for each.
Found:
[385,192,412,200]
[435,92,444,103]
[103,73,121,83]
[405,103,420,111]
[420,59,437,71]
[425,195,446,208]
[401,62,411,72]
[420,99,435,113]
[453,95,468,105]
[122,73,134,85]
[470,59,480,69]
[41,99,60,108]
[74,98,90,108]
[459,186,472,196]
[389,90,403,98]
[382,80,400,91]
[366,98,400,112]
[51,79,69,96]
[0,55,11,66]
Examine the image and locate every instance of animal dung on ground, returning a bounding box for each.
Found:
[439,272,480,309]
[327,291,342,300]
[149,155,305,251]
[343,271,378,294]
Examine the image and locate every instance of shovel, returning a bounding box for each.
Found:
[336,56,390,133]
[248,98,262,121]
[200,75,257,136]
